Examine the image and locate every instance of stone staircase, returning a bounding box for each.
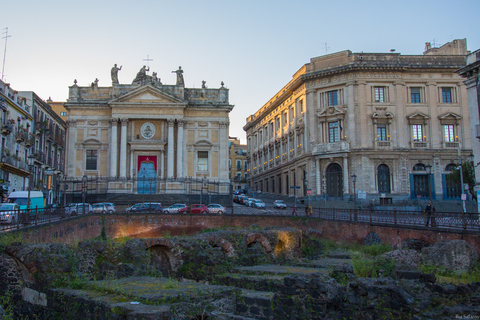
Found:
[47,253,354,319]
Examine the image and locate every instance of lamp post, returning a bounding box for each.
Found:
[458,149,466,213]
[82,174,87,215]
[425,164,432,204]
[26,155,34,224]
[305,178,309,209]
[352,174,357,221]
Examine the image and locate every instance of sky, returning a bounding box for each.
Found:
[1,0,479,143]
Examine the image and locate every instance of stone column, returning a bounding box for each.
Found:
[119,118,128,178]
[65,120,77,177]
[109,118,118,178]
[176,120,184,178]
[316,158,321,195]
[343,156,349,194]
[160,150,164,179]
[219,121,229,180]
[167,119,175,178]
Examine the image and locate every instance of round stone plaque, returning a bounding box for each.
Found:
[141,122,155,139]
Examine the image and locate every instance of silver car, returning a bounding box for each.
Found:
[95,202,115,214]
[65,203,93,216]
[252,199,266,209]
[163,204,187,214]
[207,204,226,214]
[92,203,108,214]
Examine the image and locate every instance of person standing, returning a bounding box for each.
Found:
[424,201,436,227]
[292,204,297,216]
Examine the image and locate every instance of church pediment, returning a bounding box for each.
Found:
[110,85,186,105]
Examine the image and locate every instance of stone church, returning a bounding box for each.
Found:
[64,65,233,194]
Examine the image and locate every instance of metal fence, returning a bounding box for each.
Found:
[61,176,233,205]
[1,204,478,233]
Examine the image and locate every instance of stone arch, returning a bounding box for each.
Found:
[208,237,236,258]
[142,239,178,277]
[246,233,272,253]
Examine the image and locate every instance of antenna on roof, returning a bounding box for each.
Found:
[2,27,11,81]
[323,43,330,55]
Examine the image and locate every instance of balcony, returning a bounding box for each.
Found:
[1,123,13,135]
[444,142,459,148]
[312,141,350,154]
[15,131,25,143]
[412,141,428,148]
[25,134,35,147]
[376,140,391,148]
[33,151,46,163]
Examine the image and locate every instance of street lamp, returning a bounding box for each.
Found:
[82,174,88,215]
[352,174,357,221]
[425,164,432,204]
[26,154,35,224]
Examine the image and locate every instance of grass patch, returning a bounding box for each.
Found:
[421,263,480,284]
[359,243,392,256]
[0,232,23,250]
[352,254,395,278]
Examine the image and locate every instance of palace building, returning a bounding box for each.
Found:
[244,39,472,202]
[65,65,233,195]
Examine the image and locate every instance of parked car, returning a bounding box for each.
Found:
[163,203,187,214]
[125,203,144,213]
[273,200,287,209]
[65,203,93,216]
[0,203,20,224]
[95,202,116,214]
[45,204,65,215]
[207,204,226,214]
[189,204,209,214]
[92,203,108,214]
[239,195,249,204]
[132,202,163,214]
[252,199,266,209]
[246,198,255,207]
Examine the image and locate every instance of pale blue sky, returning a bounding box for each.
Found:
[2,0,479,142]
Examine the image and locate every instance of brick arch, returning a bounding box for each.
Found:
[246,233,272,253]
[142,238,175,250]
[142,238,179,276]
[208,236,236,258]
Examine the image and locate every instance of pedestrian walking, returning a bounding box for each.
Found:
[292,204,296,216]
[424,201,436,227]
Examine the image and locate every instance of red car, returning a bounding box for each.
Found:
[188,204,209,214]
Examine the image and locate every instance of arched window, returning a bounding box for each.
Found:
[445,164,457,172]
[413,163,426,171]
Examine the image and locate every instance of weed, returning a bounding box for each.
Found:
[0,232,22,250]
[359,243,392,256]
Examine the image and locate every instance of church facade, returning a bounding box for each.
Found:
[64,66,233,194]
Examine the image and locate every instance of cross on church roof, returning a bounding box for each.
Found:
[143,55,153,72]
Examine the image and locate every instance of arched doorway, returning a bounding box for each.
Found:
[411,163,433,199]
[377,164,391,193]
[137,156,157,194]
[326,163,343,198]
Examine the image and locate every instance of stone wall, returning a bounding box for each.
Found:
[14,214,480,254]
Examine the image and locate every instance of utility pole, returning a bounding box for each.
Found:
[2,28,11,81]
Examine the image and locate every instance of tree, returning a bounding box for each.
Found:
[448,161,476,202]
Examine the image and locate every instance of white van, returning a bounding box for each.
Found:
[7,191,45,212]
